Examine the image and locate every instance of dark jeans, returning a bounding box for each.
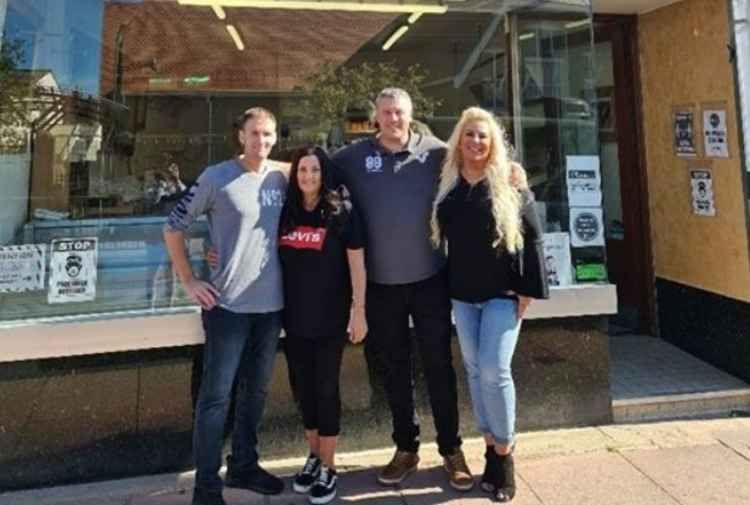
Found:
[194,307,282,492]
[366,271,461,457]
[284,335,347,437]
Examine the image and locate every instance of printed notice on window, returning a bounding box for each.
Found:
[570,208,605,248]
[48,238,98,303]
[0,245,46,293]
[542,233,572,287]
[566,156,602,207]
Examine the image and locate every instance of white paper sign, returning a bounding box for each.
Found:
[674,111,698,157]
[690,169,716,216]
[542,232,572,287]
[566,156,602,207]
[703,109,729,158]
[0,245,46,292]
[48,237,98,303]
[570,207,605,247]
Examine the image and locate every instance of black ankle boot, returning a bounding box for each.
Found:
[481,446,498,493]
[495,452,515,502]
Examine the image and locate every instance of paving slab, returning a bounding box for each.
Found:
[47,498,130,505]
[517,451,679,505]
[397,464,543,505]
[337,467,402,505]
[622,445,750,505]
[713,428,750,461]
[516,426,612,458]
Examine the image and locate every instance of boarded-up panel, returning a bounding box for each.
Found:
[639,0,750,301]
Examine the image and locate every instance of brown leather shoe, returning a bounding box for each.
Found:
[377,450,419,485]
[444,448,474,491]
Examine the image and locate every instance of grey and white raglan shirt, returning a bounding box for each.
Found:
[331,133,447,285]
[165,158,287,313]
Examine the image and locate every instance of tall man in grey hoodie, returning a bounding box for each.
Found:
[331,88,473,491]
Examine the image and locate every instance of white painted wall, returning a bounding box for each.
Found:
[733,0,750,173]
[0,153,30,245]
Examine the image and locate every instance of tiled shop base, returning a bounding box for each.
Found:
[610,335,750,422]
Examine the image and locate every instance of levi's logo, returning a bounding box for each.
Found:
[279,226,327,251]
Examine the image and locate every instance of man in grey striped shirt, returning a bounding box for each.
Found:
[164,108,287,505]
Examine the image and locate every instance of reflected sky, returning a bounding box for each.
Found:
[2,0,109,95]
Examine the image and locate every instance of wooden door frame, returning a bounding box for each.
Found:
[595,14,657,335]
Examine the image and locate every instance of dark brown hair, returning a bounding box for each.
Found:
[279,146,345,237]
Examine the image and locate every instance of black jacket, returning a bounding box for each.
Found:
[437,178,549,302]
[510,191,550,299]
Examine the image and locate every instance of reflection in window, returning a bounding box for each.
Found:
[0,0,593,322]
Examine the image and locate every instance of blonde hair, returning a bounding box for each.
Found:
[430,107,524,253]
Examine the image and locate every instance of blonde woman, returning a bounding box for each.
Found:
[432,107,548,502]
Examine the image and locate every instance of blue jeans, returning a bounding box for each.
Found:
[194,306,282,491]
[451,298,521,445]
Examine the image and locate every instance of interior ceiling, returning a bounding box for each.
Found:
[591,0,682,14]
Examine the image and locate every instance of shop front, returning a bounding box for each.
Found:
[0,0,617,490]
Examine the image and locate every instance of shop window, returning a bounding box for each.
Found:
[515,13,606,286]
[0,0,594,324]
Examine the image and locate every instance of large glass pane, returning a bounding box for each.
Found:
[515,9,606,286]
[0,0,593,324]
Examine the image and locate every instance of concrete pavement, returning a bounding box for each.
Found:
[3,416,750,505]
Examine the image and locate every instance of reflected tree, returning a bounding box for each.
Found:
[298,61,441,139]
[0,40,33,152]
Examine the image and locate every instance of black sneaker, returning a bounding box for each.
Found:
[309,466,337,505]
[225,463,284,495]
[192,487,226,505]
[293,453,322,493]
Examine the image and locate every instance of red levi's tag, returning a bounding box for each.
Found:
[279,226,327,251]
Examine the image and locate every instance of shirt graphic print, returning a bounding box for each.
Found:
[279,226,328,251]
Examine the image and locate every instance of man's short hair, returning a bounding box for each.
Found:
[375,88,413,113]
[236,107,277,129]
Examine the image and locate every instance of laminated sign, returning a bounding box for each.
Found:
[570,208,605,248]
[542,233,572,287]
[703,108,729,158]
[48,238,98,303]
[690,169,716,216]
[0,245,46,293]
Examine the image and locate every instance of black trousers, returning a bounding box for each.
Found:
[366,271,461,456]
[284,335,347,437]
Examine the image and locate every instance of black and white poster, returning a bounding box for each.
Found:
[673,110,698,157]
[0,245,46,293]
[690,169,716,216]
[703,108,730,158]
[542,232,572,287]
[566,155,602,207]
[48,238,98,303]
[570,208,605,248]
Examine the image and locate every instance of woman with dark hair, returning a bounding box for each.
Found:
[207,145,366,504]
[279,146,367,504]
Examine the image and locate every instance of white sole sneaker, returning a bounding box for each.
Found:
[293,482,314,494]
[309,489,336,505]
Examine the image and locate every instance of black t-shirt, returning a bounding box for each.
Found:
[437,176,520,303]
[279,200,364,339]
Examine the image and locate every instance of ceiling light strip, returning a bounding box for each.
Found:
[382,24,408,51]
[226,24,245,50]
[178,0,448,14]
